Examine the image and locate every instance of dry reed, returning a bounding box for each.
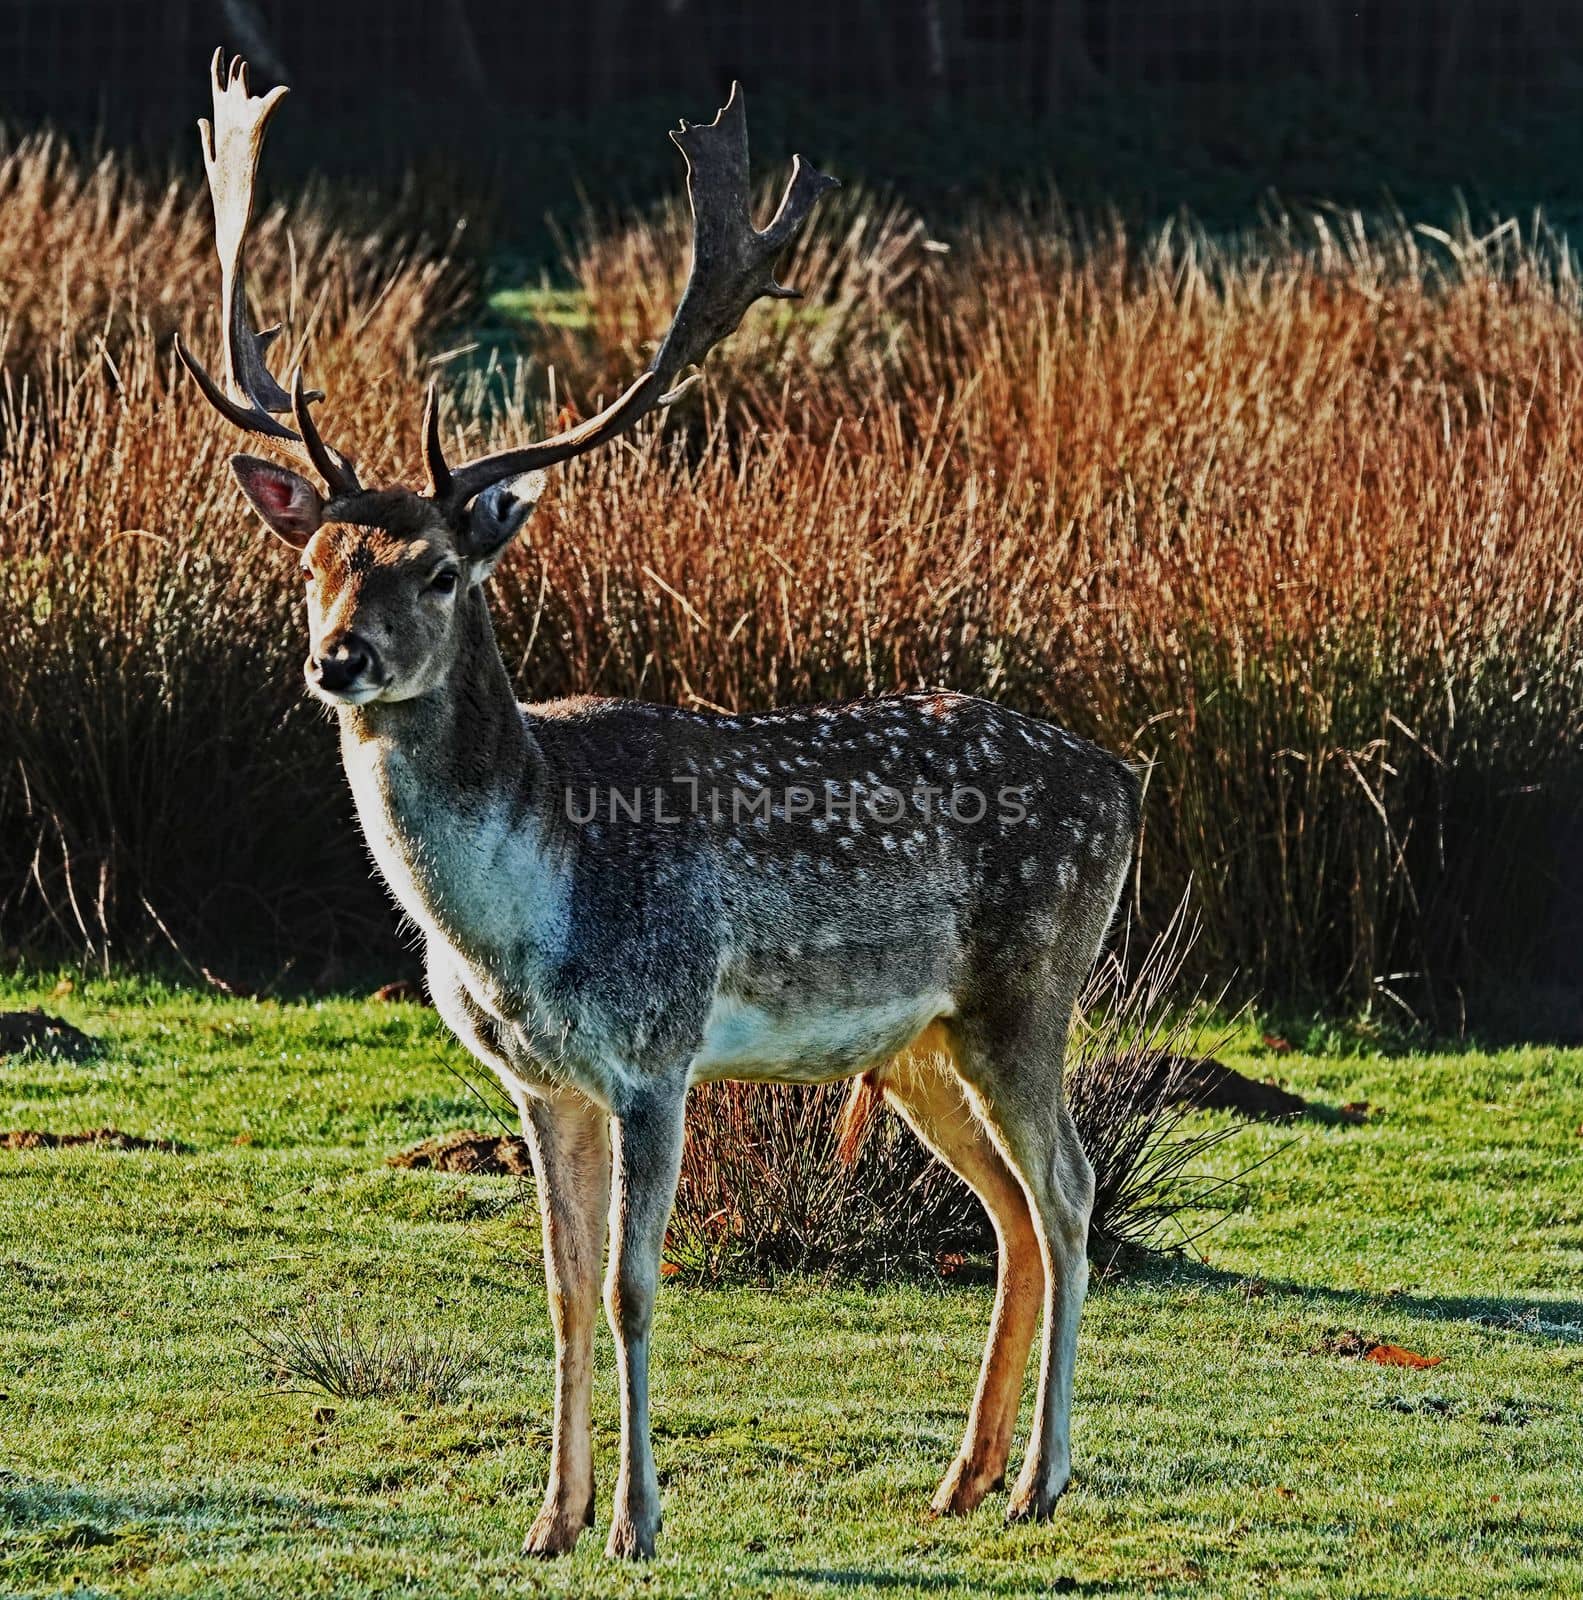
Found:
[1,137,1579,1024]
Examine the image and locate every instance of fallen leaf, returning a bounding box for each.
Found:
[936,1252,968,1278]
[1261,1033,1292,1054]
[1364,1343,1442,1369]
[1340,1102,1371,1123]
[659,1261,681,1278]
[51,977,75,998]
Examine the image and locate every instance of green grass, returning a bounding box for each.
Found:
[487,286,591,332]
[1,975,1580,1598]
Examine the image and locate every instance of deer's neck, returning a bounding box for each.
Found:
[336,590,563,967]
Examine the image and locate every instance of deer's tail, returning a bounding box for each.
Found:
[835,1071,884,1165]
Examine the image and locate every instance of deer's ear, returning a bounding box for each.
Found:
[464,472,547,577]
[230,455,324,548]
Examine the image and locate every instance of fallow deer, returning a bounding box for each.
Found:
[177,53,1141,1560]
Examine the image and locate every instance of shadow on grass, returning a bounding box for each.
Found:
[3,1479,1122,1597]
[0,1471,453,1552]
[765,1570,1113,1595]
[1107,1254,1583,1332]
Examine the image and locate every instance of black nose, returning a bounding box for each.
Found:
[313,634,376,693]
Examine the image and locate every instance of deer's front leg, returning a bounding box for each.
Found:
[519,1088,611,1558]
[603,1083,688,1560]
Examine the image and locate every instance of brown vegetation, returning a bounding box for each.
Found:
[1,134,1580,1026]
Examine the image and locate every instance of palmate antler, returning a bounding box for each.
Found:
[179,54,837,514]
[428,83,839,508]
[175,52,361,497]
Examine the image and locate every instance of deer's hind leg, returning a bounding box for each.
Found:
[877,1026,1044,1516]
[952,1001,1095,1525]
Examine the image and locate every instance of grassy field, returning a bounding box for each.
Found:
[1,975,1580,1599]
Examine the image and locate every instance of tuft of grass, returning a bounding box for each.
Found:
[672,897,1257,1281]
[669,1078,987,1281]
[248,1303,480,1406]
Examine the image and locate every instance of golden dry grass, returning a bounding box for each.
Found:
[1,137,1579,1023]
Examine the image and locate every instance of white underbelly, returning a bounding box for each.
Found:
[688,990,955,1085]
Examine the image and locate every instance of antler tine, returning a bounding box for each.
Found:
[177,49,360,492]
[290,367,361,497]
[421,380,452,499]
[437,82,838,509]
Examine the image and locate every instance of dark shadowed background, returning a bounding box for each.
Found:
[6,1,1583,245]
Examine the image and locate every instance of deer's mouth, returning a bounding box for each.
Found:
[305,656,389,706]
[310,680,386,706]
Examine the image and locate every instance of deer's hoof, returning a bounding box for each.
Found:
[522,1507,588,1559]
[929,1455,1003,1517]
[1005,1470,1069,1524]
[604,1512,659,1561]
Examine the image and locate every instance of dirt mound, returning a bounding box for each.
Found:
[388,1130,533,1176]
[0,1010,97,1060]
[0,1127,178,1152]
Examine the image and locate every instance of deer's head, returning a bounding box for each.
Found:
[178,53,836,706]
[230,460,545,704]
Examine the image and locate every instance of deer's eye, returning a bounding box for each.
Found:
[429,568,459,596]
[299,563,314,583]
